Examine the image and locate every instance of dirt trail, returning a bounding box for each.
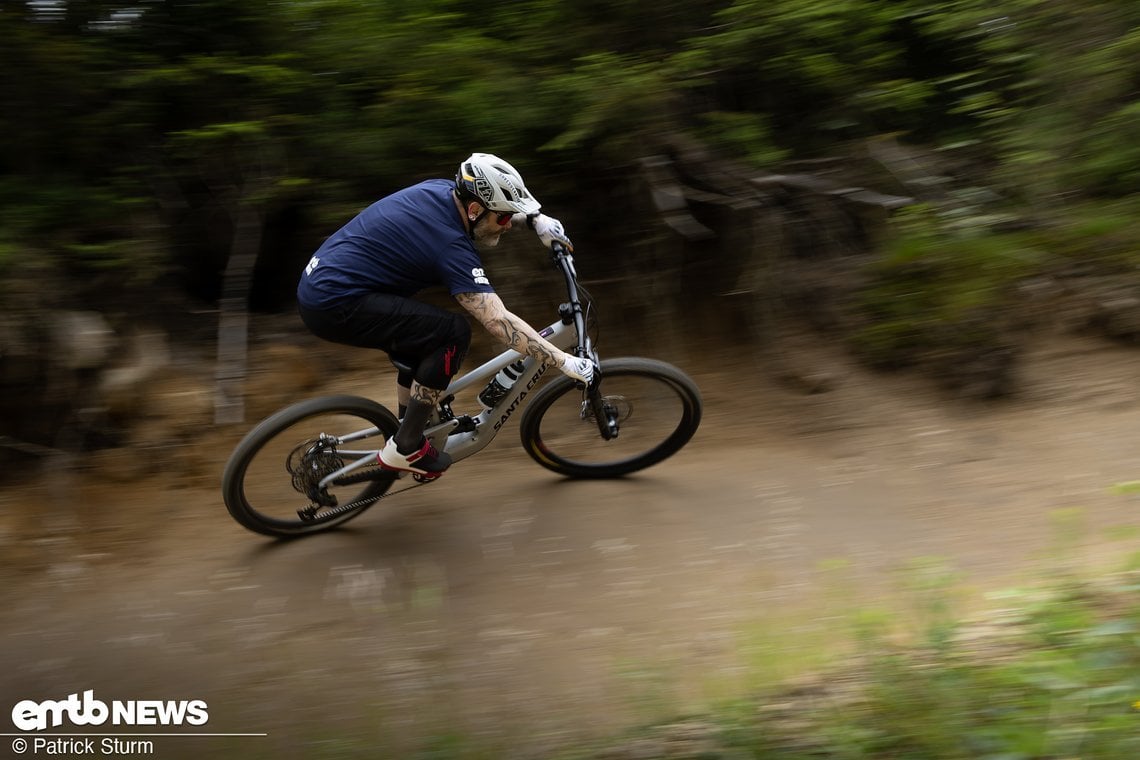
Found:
[1,335,1137,758]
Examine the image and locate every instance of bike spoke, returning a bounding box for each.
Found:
[520,359,701,478]
[223,398,400,537]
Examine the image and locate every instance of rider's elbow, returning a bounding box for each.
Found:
[481,320,512,346]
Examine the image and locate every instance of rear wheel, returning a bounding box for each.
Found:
[222,395,400,538]
[519,357,701,478]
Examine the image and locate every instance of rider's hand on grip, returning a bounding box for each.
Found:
[531,214,573,251]
[560,354,595,385]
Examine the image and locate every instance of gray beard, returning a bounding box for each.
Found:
[472,230,503,250]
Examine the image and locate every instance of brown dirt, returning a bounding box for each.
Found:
[1,332,1138,758]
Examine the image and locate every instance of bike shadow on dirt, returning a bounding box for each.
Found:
[226,468,706,608]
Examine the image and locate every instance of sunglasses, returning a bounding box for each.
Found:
[471,204,514,227]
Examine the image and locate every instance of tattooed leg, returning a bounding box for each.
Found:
[410,381,443,405]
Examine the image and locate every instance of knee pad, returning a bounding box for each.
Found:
[416,315,471,389]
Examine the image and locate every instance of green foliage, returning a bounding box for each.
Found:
[1067,99,1140,195]
[695,112,788,168]
[0,176,158,285]
[542,53,676,160]
[852,206,1044,369]
[551,565,1140,760]
[3,0,1140,314]
[1023,198,1140,269]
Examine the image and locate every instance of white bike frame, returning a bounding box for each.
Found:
[315,317,578,490]
[425,318,578,460]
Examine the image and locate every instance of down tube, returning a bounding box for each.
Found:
[441,319,576,462]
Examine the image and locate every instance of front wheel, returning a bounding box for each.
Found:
[222,395,400,538]
[519,357,701,478]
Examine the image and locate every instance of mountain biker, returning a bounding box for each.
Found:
[296,152,595,479]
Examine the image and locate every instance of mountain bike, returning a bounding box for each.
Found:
[222,242,702,538]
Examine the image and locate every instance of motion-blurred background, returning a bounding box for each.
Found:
[2,2,1139,758]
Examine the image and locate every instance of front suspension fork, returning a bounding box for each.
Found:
[583,350,619,441]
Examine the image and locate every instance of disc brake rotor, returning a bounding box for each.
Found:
[580,395,632,423]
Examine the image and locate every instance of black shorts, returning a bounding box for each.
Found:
[298,293,471,389]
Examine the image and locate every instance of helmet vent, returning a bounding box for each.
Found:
[456,152,541,213]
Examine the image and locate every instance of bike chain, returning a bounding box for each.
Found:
[300,474,436,521]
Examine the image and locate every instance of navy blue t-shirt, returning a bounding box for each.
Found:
[297,179,495,309]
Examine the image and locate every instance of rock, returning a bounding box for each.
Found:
[1097,295,1140,341]
[99,330,172,400]
[930,344,1020,400]
[778,368,838,395]
[50,311,113,371]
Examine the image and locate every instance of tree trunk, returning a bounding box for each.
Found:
[214,198,263,425]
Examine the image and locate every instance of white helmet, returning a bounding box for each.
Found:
[455,152,541,215]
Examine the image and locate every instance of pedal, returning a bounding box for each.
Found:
[413,472,442,483]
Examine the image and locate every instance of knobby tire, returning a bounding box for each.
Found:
[518,357,701,478]
[222,395,399,538]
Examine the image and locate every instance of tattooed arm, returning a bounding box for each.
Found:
[455,292,568,368]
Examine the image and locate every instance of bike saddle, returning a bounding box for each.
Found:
[389,356,416,374]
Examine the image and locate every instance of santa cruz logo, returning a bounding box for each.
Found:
[11,690,209,731]
[493,364,549,431]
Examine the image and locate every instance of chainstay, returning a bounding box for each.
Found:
[308,478,432,520]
